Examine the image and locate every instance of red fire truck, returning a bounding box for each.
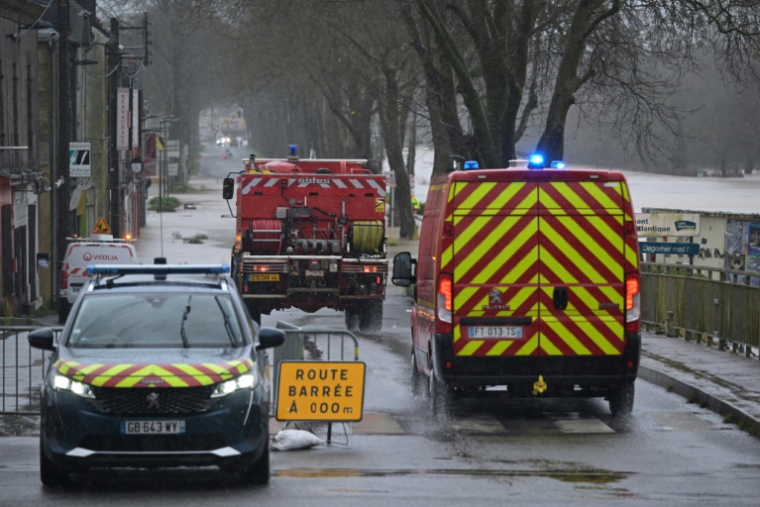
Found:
[222,148,387,332]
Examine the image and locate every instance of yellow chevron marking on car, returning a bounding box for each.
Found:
[497,244,539,284]
[541,317,592,355]
[586,214,624,243]
[486,341,515,356]
[55,359,253,387]
[549,217,622,274]
[460,182,498,210]
[454,286,480,313]
[584,182,622,211]
[540,249,578,283]
[540,221,607,284]
[515,334,539,356]
[543,317,622,356]
[625,244,639,270]
[454,215,523,282]
[538,335,563,355]
[475,182,529,210]
[55,360,79,375]
[471,218,537,285]
[441,243,453,270]
[460,340,484,356]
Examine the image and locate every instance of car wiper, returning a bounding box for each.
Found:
[180,296,191,348]
[215,296,237,346]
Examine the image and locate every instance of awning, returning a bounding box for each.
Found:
[69,184,92,210]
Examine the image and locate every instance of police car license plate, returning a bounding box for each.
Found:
[469,326,523,339]
[249,274,279,282]
[121,420,186,435]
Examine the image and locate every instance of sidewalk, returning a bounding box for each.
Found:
[386,227,760,437]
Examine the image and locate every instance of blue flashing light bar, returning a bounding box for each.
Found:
[289,144,298,157]
[88,265,231,276]
[550,160,566,169]
[463,160,480,170]
[527,153,545,169]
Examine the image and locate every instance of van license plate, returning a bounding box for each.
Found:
[469,326,523,339]
[121,420,186,435]
[249,274,279,282]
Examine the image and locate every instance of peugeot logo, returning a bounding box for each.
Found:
[489,289,503,305]
[146,392,160,410]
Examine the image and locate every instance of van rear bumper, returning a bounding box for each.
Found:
[432,332,640,393]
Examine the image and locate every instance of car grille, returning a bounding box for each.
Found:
[87,386,218,415]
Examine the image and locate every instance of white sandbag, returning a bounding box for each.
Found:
[271,429,325,451]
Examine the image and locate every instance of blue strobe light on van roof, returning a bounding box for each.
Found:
[527,153,545,169]
[463,160,480,170]
[550,160,566,169]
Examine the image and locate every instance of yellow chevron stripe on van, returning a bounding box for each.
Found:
[470,218,537,285]
[540,221,608,284]
[552,217,622,272]
[453,215,526,282]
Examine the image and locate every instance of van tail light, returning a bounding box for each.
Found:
[436,273,453,333]
[60,270,68,290]
[625,273,640,332]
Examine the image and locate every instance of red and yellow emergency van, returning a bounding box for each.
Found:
[392,159,641,416]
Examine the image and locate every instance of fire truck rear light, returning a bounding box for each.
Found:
[445,361,452,369]
[363,266,378,273]
[376,276,381,284]
[253,265,268,272]
[628,360,634,369]
[329,262,338,273]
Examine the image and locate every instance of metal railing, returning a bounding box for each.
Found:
[1,326,63,415]
[641,263,760,355]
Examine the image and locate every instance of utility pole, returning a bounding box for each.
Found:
[56,0,71,290]
[108,18,121,237]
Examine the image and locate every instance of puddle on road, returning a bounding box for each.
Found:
[275,467,630,485]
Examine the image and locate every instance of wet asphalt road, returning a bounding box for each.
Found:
[1,145,759,506]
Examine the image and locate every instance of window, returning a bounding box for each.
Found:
[68,293,246,348]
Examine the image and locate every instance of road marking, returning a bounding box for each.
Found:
[649,412,715,432]
[451,415,507,434]
[544,412,615,434]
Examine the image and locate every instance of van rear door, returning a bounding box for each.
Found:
[537,180,627,357]
[446,180,541,357]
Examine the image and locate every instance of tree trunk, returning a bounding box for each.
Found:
[378,67,415,239]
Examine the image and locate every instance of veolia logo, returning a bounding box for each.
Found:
[82,252,118,261]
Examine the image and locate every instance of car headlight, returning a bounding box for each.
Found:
[211,372,258,398]
[53,374,95,399]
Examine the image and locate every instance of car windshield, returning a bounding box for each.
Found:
[67,293,246,348]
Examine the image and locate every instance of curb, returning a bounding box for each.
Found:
[638,364,760,437]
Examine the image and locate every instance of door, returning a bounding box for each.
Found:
[536,180,626,357]
[449,180,541,357]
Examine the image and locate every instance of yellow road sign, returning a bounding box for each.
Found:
[92,217,112,234]
[276,361,366,422]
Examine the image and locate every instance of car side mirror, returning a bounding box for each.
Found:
[257,327,286,350]
[28,327,56,351]
[222,177,235,200]
[392,252,416,287]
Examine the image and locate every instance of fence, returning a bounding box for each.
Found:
[641,263,760,355]
[0,326,62,415]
